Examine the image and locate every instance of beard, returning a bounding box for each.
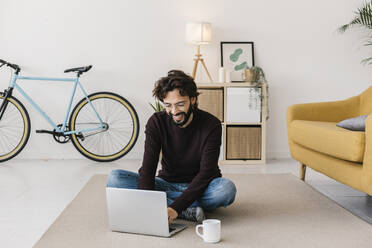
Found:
[168,104,194,127]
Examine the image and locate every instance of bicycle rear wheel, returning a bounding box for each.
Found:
[69,92,139,162]
[0,95,31,162]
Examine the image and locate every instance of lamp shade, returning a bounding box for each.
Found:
[185,21,212,45]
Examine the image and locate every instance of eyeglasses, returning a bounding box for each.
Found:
[163,101,187,111]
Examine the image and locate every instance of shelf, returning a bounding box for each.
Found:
[219,159,265,165]
[197,82,267,87]
[197,84,224,88]
[222,122,262,125]
[197,81,267,165]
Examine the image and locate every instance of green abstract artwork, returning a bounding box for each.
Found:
[234,61,248,71]
[222,42,253,81]
[229,48,243,62]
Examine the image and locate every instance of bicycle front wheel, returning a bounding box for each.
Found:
[0,95,31,162]
[69,92,139,162]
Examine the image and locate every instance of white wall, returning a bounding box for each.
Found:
[0,0,371,160]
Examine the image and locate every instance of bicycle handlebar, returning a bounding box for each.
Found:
[0,59,21,74]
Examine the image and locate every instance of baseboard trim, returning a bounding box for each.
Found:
[267,151,291,160]
[15,151,290,161]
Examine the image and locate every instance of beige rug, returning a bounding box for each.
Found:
[34,174,372,248]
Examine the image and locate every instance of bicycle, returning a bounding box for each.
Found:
[0,59,139,162]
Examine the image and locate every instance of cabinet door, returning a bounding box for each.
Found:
[198,88,224,121]
[226,87,261,123]
[226,126,261,159]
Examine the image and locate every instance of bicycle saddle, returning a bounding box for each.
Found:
[64,65,92,74]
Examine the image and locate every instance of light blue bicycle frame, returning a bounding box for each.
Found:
[9,73,104,135]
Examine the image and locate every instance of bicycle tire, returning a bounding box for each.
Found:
[0,95,31,162]
[69,92,139,162]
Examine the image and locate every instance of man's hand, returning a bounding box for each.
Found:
[167,207,178,224]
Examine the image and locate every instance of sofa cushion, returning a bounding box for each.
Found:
[336,114,368,131]
[290,120,365,163]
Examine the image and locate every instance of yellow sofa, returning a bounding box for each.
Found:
[287,86,372,195]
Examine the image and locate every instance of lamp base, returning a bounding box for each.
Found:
[191,45,213,83]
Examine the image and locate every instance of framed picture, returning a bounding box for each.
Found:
[220,41,255,82]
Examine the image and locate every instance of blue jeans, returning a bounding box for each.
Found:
[106,169,237,211]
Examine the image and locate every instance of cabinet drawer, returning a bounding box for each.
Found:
[226,126,261,159]
[198,88,224,121]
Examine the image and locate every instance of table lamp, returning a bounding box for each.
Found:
[185,21,213,82]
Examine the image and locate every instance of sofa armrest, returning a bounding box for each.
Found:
[362,114,372,195]
[287,96,360,125]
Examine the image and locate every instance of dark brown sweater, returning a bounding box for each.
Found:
[138,108,222,213]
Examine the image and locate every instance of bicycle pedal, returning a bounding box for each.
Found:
[36,129,54,134]
[76,133,85,141]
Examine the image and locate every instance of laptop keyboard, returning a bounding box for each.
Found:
[169,223,186,233]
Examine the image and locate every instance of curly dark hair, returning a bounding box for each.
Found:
[152,70,199,107]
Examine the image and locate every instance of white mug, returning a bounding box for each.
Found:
[195,219,221,243]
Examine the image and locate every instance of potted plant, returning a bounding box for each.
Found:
[244,66,266,84]
[243,66,269,119]
[149,99,164,112]
[338,1,372,64]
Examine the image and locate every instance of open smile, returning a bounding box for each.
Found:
[173,114,184,122]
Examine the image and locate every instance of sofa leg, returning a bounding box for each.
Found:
[299,163,306,181]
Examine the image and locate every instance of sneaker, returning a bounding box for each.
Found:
[178,206,205,223]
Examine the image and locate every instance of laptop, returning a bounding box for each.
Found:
[106,187,187,237]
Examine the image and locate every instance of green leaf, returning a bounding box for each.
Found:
[338,1,372,32]
[149,99,164,112]
[338,1,372,65]
[149,103,157,112]
[361,56,372,64]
